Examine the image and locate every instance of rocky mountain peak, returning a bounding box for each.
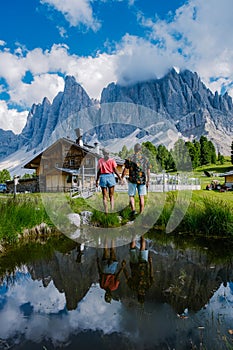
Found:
[0,68,233,170]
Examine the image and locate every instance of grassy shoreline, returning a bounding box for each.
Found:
[0,188,232,247]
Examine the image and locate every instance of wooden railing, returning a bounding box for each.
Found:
[70,185,96,198]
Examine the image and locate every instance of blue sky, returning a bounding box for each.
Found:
[0,0,233,134]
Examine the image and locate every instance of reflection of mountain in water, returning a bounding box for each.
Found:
[29,246,98,311]
[26,241,233,313]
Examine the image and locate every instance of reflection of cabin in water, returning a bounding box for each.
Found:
[24,134,100,192]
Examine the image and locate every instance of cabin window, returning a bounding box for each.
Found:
[66,175,72,183]
[85,158,91,166]
[70,159,75,166]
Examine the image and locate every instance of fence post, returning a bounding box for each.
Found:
[13,175,20,199]
[163,171,165,192]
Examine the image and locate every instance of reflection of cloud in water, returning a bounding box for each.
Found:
[208,283,233,316]
[0,273,123,346]
[8,276,66,314]
[70,284,122,333]
[2,272,233,348]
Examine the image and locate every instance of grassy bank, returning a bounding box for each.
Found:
[0,194,55,243]
[0,187,232,244]
[154,191,233,237]
[82,190,233,237]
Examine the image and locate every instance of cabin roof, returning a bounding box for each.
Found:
[24,137,100,169]
[219,170,233,177]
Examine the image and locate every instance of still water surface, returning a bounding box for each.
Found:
[0,234,233,350]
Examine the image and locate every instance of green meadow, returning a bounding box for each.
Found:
[0,160,232,245]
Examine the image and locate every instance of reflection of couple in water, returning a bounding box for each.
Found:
[97,239,126,303]
[124,235,154,304]
[97,235,154,304]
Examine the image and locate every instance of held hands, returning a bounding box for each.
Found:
[121,260,126,268]
[120,176,125,186]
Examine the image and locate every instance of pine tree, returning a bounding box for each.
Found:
[208,140,216,164]
[142,142,159,172]
[171,139,192,171]
[217,152,225,165]
[200,136,211,165]
[156,144,169,171]
[186,140,200,169]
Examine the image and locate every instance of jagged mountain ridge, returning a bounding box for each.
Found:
[0,68,233,170]
[101,69,233,146]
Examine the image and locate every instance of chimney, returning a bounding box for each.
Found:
[75,128,83,146]
[94,142,99,154]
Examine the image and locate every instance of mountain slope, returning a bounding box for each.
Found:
[0,69,233,175]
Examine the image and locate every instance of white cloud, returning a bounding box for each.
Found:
[0,43,117,130]
[0,100,28,134]
[0,43,117,105]
[10,73,64,107]
[0,44,68,106]
[0,50,26,86]
[1,0,233,134]
[65,52,118,99]
[3,0,233,103]
[40,0,101,31]
[136,0,233,95]
[57,26,68,38]
[114,34,184,86]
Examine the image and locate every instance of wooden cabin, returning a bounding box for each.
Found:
[24,138,100,192]
[219,170,233,189]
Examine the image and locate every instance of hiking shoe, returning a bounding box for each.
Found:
[130,210,137,219]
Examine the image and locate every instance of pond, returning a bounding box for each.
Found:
[0,233,233,350]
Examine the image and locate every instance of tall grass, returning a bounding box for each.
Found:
[200,198,233,236]
[157,194,233,237]
[73,191,233,237]
[1,191,232,243]
[0,195,53,242]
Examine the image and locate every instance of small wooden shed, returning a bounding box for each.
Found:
[219,170,233,189]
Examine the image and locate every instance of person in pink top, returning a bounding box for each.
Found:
[96,148,121,213]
